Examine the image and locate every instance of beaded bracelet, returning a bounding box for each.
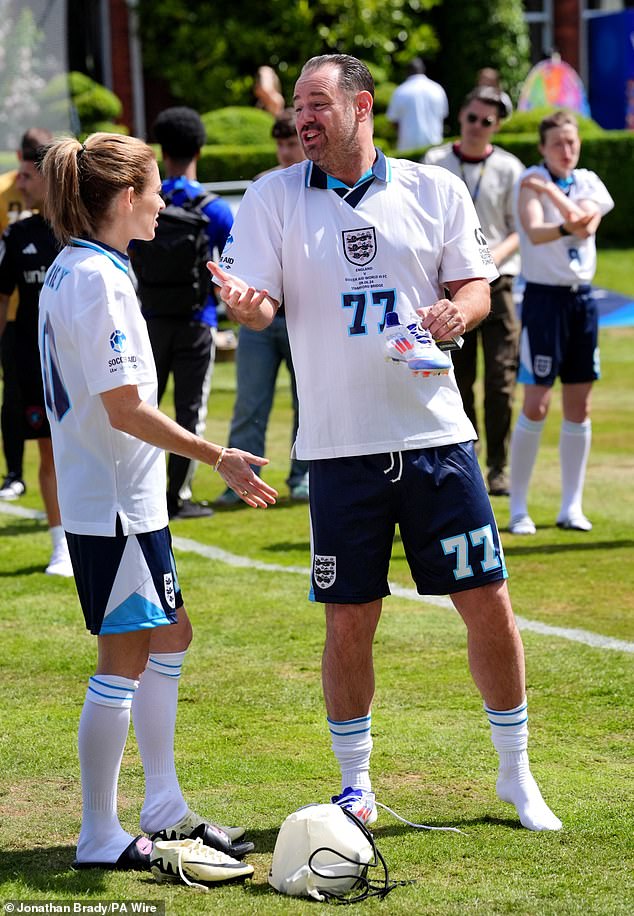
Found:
[213,447,226,471]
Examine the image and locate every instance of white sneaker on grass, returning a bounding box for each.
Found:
[46,539,74,577]
[151,838,253,889]
[509,515,537,536]
[556,513,592,531]
[0,474,26,500]
[150,808,253,858]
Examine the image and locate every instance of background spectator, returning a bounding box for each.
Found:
[131,106,233,519]
[0,129,72,575]
[254,65,285,117]
[0,128,52,501]
[386,57,448,151]
[424,87,524,496]
[477,68,513,118]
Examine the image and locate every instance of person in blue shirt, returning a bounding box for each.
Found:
[135,107,233,519]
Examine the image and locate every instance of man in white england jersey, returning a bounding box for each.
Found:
[209,54,561,833]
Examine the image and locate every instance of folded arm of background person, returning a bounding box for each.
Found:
[100,384,277,507]
[519,176,602,245]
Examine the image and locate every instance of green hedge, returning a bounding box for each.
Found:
[196,144,278,181]
[195,133,633,243]
[201,107,275,146]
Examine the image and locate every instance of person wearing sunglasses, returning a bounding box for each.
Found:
[425,86,524,498]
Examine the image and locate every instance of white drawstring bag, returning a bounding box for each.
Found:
[269,804,375,902]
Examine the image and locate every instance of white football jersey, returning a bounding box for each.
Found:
[38,239,168,536]
[220,151,497,460]
[515,164,614,285]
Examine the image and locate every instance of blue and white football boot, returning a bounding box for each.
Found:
[384,311,452,377]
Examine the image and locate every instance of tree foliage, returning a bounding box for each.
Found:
[137,0,440,111]
[433,0,531,132]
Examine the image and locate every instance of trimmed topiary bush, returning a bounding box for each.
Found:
[201,107,275,146]
[38,71,126,136]
[499,106,604,139]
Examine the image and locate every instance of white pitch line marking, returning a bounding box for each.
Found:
[1,506,631,654]
[173,537,634,655]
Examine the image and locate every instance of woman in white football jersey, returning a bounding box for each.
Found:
[39,133,276,870]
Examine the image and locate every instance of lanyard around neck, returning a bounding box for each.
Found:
[457,157,487,204]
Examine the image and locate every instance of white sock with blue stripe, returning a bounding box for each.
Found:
[133,651,188,834]
[328,715,373,792]
[485,698,562,831]
[76,675,139,863]
[558,419,591,522]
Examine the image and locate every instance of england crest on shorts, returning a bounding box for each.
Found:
[164,572,176,609]
[533,354,552,378]
[314,555,336,589]
[342,227,376,266]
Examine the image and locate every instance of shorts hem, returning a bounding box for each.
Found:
[441,570,508,596]
[310,589,391,605]
[94,615,173,636]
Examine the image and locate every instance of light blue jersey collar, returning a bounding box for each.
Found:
[70,237,130,274]
[306,147,392,189]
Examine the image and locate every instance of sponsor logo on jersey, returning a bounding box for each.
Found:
[23,267,47,284]
[342,227,377,266]
[109,329,127,353]
[108,354,138,370]
[219,233,235,269]
[474,227,494,265]
[314,555,336,589]
[164,572,176,609]
[22,242,38,255]
[533,355,552,378]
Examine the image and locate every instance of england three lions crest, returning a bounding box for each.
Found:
[342,227,377,266]
[314,555,337,589]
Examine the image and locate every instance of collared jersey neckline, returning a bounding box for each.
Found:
[70,237,130,274]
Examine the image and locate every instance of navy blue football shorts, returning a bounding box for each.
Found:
[518,282,600,386]
[67,518,183,635]
[308,442,507,604]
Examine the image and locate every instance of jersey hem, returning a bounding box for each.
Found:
[296,434,477,461]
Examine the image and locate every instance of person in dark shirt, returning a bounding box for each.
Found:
[131,107,234,519]
[0,127,53,501]
[0,137,72,575]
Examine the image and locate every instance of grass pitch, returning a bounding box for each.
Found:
[0,276,632,914]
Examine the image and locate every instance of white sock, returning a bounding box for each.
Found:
[133,651,188,834]
[328,715,373,792]
[76,675,139,863]
[510,414,544,520]
[558,419,591,520]
[485,698,562,832]
[49,525,66,548]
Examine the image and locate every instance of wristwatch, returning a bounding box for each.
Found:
[558,224,572,236]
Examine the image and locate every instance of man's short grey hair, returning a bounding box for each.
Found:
[300,54,374,98]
